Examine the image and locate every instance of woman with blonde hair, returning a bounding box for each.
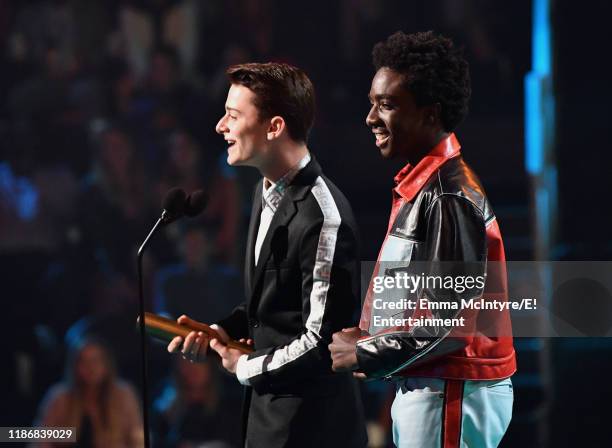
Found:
[32,337,143,447]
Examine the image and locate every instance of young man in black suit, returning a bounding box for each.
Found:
[168,62,367,448]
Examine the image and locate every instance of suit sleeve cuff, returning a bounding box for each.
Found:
[236,354,251,386]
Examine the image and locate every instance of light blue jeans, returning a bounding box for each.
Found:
[391,377,514,448]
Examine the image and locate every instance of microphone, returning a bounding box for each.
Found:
[184,189,208,217]
[160,187,187,223]
[135,187,206,448]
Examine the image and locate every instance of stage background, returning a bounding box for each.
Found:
[1,0,611,446]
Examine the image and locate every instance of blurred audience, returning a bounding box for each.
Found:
[31,337,143,448]
[157,129,241,264]
[152,357,239,448]
[0,1,531,443]
[119,0,199,81]
[72,123,154,281]
[154,224,241,323]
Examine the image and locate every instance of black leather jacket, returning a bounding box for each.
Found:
[357,141,516,381]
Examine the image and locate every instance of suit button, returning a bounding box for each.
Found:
[249,318,260,328]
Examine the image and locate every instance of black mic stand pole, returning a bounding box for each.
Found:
[136,211,168,448]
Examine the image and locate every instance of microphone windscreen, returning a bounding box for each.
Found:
[162,187,187,215]
[185,190,208,217]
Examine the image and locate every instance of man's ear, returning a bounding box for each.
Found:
[267,116,286,140]
[424,103,442,127]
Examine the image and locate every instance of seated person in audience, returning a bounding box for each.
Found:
[31,337,143,448]
[152,357,239,448]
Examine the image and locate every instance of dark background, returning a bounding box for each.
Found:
[0,0,611,446]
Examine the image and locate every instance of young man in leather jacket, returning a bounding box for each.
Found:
[329,31,516,448]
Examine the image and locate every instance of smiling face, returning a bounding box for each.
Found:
[366,67,431,162]
[215,84,271,168]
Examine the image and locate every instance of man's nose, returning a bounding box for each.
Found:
[365,105,378,128]
[215,115,228,134]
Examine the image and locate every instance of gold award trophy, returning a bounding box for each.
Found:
[141,312,254,354]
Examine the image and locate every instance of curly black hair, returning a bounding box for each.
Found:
[372,31,471,132]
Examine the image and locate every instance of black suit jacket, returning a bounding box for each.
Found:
[218,157,367,448]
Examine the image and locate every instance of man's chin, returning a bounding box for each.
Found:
[227,150,244,166]
[378,145,394,159]
[227,155,252,167]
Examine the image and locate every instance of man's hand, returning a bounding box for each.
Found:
[167,315,229,363]
[210,337,253,374]
[329,327,362,372]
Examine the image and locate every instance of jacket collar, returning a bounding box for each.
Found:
[394,133,461,202]
[246,156,322,301]
[262,152,311,213]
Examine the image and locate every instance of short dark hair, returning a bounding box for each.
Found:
[226,62,315,142]
[372,31,471,132]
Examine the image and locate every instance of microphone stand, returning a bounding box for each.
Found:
[136,211,169,448]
